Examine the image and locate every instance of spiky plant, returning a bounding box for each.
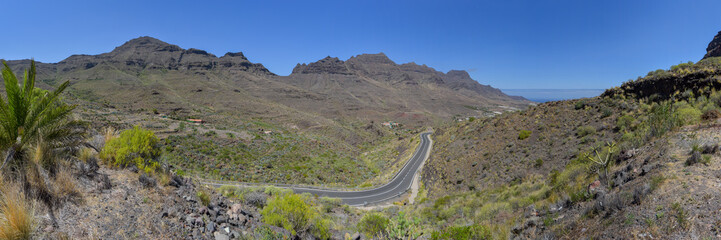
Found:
[0,60,84,174]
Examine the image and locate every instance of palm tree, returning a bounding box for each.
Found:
[0,60,85,226]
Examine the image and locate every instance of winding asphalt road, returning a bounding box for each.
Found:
[202,132,433,206]
[291,132,433,206]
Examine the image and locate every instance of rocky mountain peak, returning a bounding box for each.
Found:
[223,52,247,59]
[291,56,351,75]
[446,70,472,80]
[110,36,181,54]
[703,31,721,60]
[349,53,396,65]
[185,48,215,57]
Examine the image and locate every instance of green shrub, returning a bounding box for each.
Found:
[575,100,587,110]
[648,102,678,137]
[197,190,211,206]
[431,225,492,240]
[671,202,687,229]
[675,105,702,125]
[261,193,316,235]
[600,107,613,118]
[100,126,161,173]
[358,212,389,238]
[254,225,285,240]
[616,114,635,131]
[386,211,421,240]
[218,185,240,198]
[309,217,331,240]
[518,130,532,140]
[576,126,596,137]
[534,158,543,168]
[318,197,341,213]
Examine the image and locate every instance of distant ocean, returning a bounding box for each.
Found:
[501,89,605,103]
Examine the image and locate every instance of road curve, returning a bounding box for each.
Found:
[202,132,433,206]
[291,132,433,206]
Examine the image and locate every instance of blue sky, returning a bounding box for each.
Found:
[1,0,720,89]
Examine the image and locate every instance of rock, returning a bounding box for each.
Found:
[702,144,719,154]
[199,206,208,215]
[686,151,702,166]
[138,174,156,188]
[216,215,227,224]
[206,221,216,233]
[209,209,217,219]
[703,31,721,60]
[351,232,361,240]
[96,174,112,190]
[511,224,523,234]
[169,175,184,188]
[525,216,540,228]
[524,205,538,217]
[230,203,242,214]
[185,214,196,225]
[632,183,651,205]
[214,232,230,240]
[640,164,655,176]
[194,217,205,227]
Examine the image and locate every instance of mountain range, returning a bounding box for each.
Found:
[3,37,530,132]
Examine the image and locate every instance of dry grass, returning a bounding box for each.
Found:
[0,180,36,240]
[54,167,82,204]
[103,126,118,146]
[78,148,95,163]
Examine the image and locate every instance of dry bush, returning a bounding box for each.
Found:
[0,180,36,240]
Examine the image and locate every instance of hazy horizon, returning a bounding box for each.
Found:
[501,88,605,102]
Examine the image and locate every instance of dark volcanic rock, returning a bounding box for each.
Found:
[703,31,721,60]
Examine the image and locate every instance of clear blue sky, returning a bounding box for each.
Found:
[1,0,720,89]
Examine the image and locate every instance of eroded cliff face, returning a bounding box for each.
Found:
[703,31,721,60]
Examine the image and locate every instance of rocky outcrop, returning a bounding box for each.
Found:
[703,31,721,60]
[54,36,275,75]
[291,56,351,75]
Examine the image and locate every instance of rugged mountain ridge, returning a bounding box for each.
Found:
[703,31,721,60]
[54,37,274,75]
[3,37,529,126]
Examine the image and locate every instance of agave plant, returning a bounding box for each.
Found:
[0,60,85,226]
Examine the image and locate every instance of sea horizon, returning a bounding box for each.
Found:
[501,89,606,103]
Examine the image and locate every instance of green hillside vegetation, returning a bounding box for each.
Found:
[163,125,417,187]
[410,57,721,238]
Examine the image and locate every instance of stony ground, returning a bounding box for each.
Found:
[34,165,292,240]
[510,122,721,239]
